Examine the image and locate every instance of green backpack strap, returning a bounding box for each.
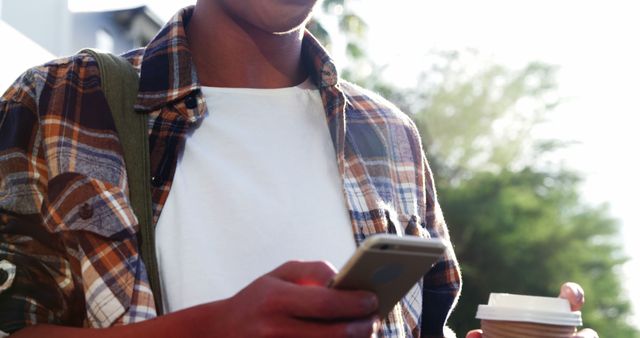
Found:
[81,48,164,315]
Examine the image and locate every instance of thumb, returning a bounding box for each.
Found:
[269,260,337,286]
[572,328,599,338]
[559,282,585,311]
[466,329,483,338]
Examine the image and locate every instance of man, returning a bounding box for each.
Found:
[0,1,596,337]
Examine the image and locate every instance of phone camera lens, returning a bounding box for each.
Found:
[379,244,390,250]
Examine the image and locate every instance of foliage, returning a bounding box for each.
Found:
[408,52,638,337]
[307,0,368,60]
[412,51,561,186]
[439,168,636,337]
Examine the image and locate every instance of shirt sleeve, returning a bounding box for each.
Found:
[419,153,462,337]
[0,70,85,333]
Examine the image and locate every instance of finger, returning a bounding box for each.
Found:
[572,328,599,338]
[270,260,337,286]
[558,282,585,311]
[466,329,483,338]
[265,316,380,338]
[275,282,378,320]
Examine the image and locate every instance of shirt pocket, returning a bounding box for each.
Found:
[43,172,138,239]
[43,172,142,327]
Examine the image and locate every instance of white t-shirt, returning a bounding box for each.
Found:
[155,80,357,313]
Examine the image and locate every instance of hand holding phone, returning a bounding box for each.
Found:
[329,234,446,317]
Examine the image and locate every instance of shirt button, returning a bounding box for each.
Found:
[0,260,16,292]
[151,176,164,187]
[184,94,198,109]
[79,203,94,219]
[0,269,9,285]
[0,269,7,285]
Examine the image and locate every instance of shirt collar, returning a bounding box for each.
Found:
[135,6,340,113]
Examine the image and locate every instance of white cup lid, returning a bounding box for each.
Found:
[476,293,582,326]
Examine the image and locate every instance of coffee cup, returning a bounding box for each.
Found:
[476,293,582,338]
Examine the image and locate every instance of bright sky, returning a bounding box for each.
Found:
[6,0,640,329]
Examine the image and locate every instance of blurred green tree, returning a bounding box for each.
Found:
[307,0,368,60]
[412,51,561,185]
[307,0,372,81]
[409,53,638,337]
[440,168,635,337]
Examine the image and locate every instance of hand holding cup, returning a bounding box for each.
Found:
[466,282,599,338]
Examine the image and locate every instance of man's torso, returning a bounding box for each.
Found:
[0,6,460,337]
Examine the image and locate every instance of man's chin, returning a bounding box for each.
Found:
[261,17,311,36]
[272,24,307,36]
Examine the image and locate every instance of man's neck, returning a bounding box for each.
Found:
[186,2,308,88]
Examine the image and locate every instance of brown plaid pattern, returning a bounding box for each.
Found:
[0,6,460,337]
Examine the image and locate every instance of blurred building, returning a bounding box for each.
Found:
[0,0,162,56]
[0,0,163,90]
[0,20,54,90]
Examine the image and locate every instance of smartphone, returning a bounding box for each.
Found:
[329,234,446,317]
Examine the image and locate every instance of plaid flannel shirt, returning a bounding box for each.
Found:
[0,7,461,337]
